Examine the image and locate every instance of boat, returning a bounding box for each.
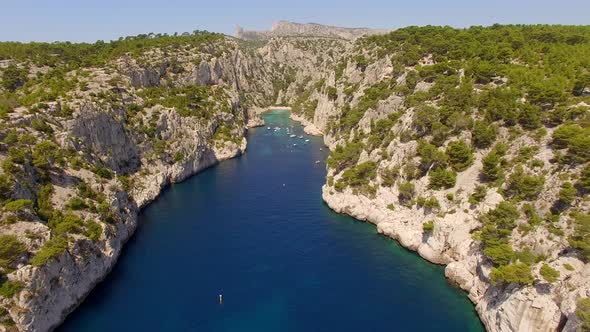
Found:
[267,127,271,130]
[290,134,296,138]
[305,139,310,142]
[298,136,303,139]
[315,160,320,164]
[293,143,297,146]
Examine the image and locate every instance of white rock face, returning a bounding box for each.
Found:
[286,50,590,331]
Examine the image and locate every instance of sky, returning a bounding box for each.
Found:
[1,0,589,42]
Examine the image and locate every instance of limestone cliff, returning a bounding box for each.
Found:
[236,21,389,41]
[1,25,589,332]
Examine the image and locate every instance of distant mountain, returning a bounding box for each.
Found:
[235,21,390,40]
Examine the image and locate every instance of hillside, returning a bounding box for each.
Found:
[0,24,590,332]
[235,21,389,40]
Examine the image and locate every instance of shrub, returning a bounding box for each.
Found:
[569,213,590,260]
[417,140,447,172]
[30,236,68,267]
[558,182,576,206]
[48,212,86,235]
[380,165,399,187]
[3,199,33,213]
[552,124,590,163]
[480,201,520,257]
[445,141,473,172]
[506,167,545,201]
[423,221,435,233]
[327,142,364,173]
[490,263,534,285]
[0,174,13,201]
[93,166,113,179]
[481,151,503,182]
[518,103,542,129]
[539,264,560,283]
[0,279,23,298]
[484,243,514,266]
[35,184,54,221]
[0,235,25,269]
[1,65,27,91]
[563,263,574,271]
[469,185,487,205]
[398,182,415,205]
[522,203,542,226]
[429,168,456,190]
[576,297,590,332]
[578,165,590,193]
[472,121,497,149]
[67,197,87,210]
[31,118,54,134]
[85,220,103,241]
[338,161,377,188]
[32,141,60,170]
[417,196,440,212]
[326,86,338,100]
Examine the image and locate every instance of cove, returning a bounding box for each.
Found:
[58,110,483,332]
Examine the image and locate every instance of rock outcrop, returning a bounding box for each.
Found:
[236,21,389,41]
[1,24,589,332]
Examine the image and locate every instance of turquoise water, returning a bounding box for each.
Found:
[58,110,483,331]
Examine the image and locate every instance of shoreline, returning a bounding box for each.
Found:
[287,111,487,330]
[37,140,249,332]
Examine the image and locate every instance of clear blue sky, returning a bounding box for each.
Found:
[1,0,589,42]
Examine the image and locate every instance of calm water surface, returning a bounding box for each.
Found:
[59,110,483,332]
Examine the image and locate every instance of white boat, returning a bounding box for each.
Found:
[267,127,271,130]
[289,134,296,138]
[298,136,303,139]
[293,143,297,146]
[305,139,310,142]
[315,160,320,164]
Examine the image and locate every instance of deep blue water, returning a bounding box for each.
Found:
[58,110,483,332]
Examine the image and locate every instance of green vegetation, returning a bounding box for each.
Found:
[0,31,222,68]
[3,199,33,213]
[140,85,228,119]
[398,182,415,206]
[480,201,520,265]
[428,168,456,190]
[577,297,590,332]
[1,65,27,92]
[505,167,545,201]
[552,124,590,164]
[558,182,577,207]
[327,142,364,173]
[380,165,399,187]
[0,235,25,269]
[469,185,488,205]
[335,161,377,196]
[445,140,473,171]
[416,196,440,212]
[472,121,497,149]
[579,165,590,193]
[539,264,560,283]
[570,213,590,261]
[93,166,113,180]
[30,236,68,267]
[423,220,435,233]
[0,279,23,298]
[490,263,534,285]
